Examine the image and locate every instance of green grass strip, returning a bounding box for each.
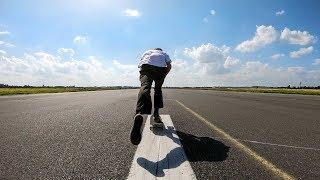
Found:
[201,87,320,95]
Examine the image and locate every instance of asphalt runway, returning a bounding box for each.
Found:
[0,89,319,179]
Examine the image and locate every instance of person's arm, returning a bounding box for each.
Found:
[164,53,172,75]
[166,62,171,75]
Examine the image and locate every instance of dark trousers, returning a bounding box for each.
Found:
[136,64,167,114]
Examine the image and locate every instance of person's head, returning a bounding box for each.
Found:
[154,48,163,51]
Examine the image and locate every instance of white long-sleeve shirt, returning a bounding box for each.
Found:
[138,49,171,68]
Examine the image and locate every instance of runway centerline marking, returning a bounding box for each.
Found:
[127,115,197,180]
[174,99,295,180]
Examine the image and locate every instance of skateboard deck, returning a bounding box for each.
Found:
[150,116,164,130]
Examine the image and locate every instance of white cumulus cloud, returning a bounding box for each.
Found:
[280,28,315,45]
[270,53,285,60]
[243,61,268,72]
[0,50,6,54]
[166,43,320,87]
[123,9,141,17]
[111,60,139,85]
[183,43,239,75]
[0,31,10,35]
[165,57,319,87]
[0,52,115,86]
[290,46,313,58]
[58,48,75,57]
[287,66,304,73]
[73,35,87,45]
[210,10,216,15]
[312,59,320,65]
[224,56,240,68]
[276,10,285,16]
[0,40,15,47]
[1,42,319,87]
[203,9,216,23]
[236,25,278,53]
[112,60,136,72]
[184,43,230,63]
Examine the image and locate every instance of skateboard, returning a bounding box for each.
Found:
[150,116,164,131]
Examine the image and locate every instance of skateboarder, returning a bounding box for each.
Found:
[130,48,172,145]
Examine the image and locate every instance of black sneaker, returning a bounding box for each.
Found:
[130,114,143,145]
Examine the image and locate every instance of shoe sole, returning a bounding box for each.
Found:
[130,114,143,145]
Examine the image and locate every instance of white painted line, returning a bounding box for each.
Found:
[127,115,197,180]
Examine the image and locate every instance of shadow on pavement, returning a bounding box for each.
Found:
[137,130,230,177]
[177,131,230,162]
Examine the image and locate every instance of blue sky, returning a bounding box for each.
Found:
[0,0,319,86]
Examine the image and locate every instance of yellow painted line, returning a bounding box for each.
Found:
[174,99,295,180]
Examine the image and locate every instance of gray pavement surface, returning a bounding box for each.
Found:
[0,89,319,179]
